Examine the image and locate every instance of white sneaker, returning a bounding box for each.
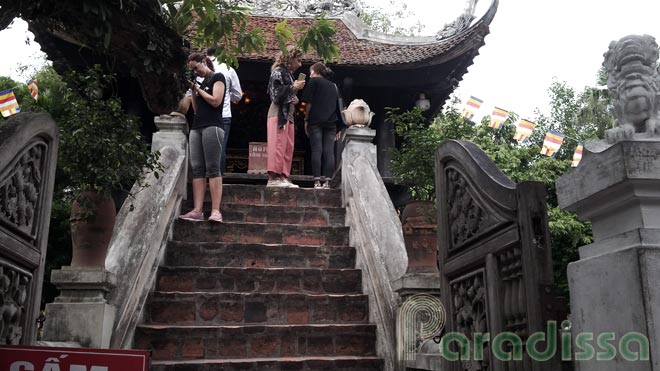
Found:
[281,179,299,188]
[267,179,285,187]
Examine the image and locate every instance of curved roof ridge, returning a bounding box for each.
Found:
[339,0,498,46]
[240,0,498,68]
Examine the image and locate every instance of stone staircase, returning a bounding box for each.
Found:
[134,185,383,370]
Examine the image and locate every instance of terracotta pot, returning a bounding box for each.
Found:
[401,200,439,274]
[401,200,435,225]
[70,190,116,268]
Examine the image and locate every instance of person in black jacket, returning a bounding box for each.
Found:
[265,48,305,188]
[301,62,341,189]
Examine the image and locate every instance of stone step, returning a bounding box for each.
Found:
[134,324,377,360]
[156,267,362,294]
[190,184,342,208]
[146,292,369,325]
[173,221,350,246]
[164,242,356,269]
[181,203,346,226]
[150,356,383,371]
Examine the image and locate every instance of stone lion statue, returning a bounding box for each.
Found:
[603,34,660,143]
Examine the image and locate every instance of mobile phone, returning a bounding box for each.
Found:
[297,73,306,81]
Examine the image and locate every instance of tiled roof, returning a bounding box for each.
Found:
[239,1,497,68]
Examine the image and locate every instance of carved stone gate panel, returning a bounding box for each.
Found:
[0,113,59,344]
[436,140,559,371]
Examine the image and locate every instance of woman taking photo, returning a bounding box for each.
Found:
[179,52,226,222]
[301,62,341,189]
[266,48,305,188]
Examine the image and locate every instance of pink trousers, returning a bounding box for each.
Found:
[266,115,295,177]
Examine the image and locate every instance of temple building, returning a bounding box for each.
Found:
[225,0,498,178]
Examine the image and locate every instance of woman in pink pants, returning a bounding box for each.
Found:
[265,48,305,188]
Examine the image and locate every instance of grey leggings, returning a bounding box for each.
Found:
[189,126,224,178]
[308,121,337,180]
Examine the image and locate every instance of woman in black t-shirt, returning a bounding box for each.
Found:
[179,52,226,223]
[301,62,341,189]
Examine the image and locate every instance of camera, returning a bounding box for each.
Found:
[185,70,195,83]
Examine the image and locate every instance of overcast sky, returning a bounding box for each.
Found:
[2,0,660,120]
[379,0,660,120]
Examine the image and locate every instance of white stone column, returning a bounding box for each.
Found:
[151,114,189,198]
[341,125,378,204]
[557,140,660,371]
[43,268,117,348]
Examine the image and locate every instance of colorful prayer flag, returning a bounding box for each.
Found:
[462,95,483,121]
[489,107,508,129]
[27,79,38,101]
[540,130,565,157]
[0,89,20,117]
[571,142,584,167]
[514,119,535,142]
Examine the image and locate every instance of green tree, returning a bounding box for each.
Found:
[393,76,611,300]
[389,106,475,201]
[356,0,425,36]
[464,107,584,300]
[469,76,615,299]
[162,0,340,64]
[1,65,162,306]
[1,0,340,113]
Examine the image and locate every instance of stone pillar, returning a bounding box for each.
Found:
[556,141,660,371]
[152,114,189,152]
[152,114,189,198]
[341,126,378,179]
[43,268,117,348]
[341,125,377,203]
[392,243,443,371]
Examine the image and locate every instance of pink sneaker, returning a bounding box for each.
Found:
[208,210,223,223]
[179,209,204,221]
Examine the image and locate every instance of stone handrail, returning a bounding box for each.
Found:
[339,126,408,371]
[105,115,188,349]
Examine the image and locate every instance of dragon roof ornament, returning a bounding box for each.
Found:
[237,0,361,17]
[435,0,479,40]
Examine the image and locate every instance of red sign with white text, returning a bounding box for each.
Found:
[0,345,149,371]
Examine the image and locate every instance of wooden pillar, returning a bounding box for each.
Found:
[375,90,394,177]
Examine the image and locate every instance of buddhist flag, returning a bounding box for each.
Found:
[514,119,535,142]
[0,89,20,117]
[572,142,584,167]
[540,130,565,157]
[462,95,483,121]
[489,107,508,129]
[27,79,38,101]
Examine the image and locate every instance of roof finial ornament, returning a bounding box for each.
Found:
[435,0,479,40]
